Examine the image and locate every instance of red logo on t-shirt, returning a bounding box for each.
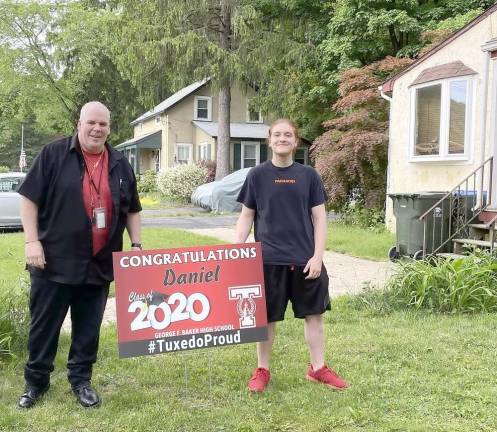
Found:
[274,179,296,184]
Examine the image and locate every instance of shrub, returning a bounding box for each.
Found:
[157,163,208,203]
[338,195,385,231]
[197,160,216,183]
[312,56,414,211]
[0,166,9,173]
[137,170,158,194]
[0,277,30,364]
[371,252,497,314]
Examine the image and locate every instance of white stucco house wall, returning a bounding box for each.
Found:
[380,3,497,232]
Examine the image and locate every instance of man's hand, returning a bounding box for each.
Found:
[303,255,322,280]
[25,240,46,269]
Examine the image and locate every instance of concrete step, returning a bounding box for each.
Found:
[452,238,497,248]
[469,223,492,230]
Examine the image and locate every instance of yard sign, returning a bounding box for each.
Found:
[113,243,267,358]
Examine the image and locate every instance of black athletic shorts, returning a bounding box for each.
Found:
[263,264,331,322]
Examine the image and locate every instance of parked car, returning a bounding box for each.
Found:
[0,172,26,229]
[191,168,251,212]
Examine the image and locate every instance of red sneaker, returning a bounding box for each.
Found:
[248,367,271,392]
[306,364,349,390]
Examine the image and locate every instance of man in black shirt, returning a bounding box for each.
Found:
[17,101,142,409]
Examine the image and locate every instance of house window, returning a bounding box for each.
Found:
[176,143,192,165]
[194,96,212,121]
[233,142,267,171]
[411,78,472,160]
[247,99,262,123]
[448,81,467,154]
[198,142,211,161]
[295,147,308,165]
[242,142,259,168]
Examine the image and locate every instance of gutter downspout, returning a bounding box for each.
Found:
[380,88,392,102]
[379,85,394,230]
[480,51,490,166]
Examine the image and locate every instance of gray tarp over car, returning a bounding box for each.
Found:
[191,168,251,213]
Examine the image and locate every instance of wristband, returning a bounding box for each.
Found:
[131,242,142,249]
[25,240,39,244]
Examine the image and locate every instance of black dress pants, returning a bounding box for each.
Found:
[24,276,109,389]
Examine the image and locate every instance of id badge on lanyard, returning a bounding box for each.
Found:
[93,207,106,229]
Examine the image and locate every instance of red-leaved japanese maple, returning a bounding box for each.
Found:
[311,56,413,211]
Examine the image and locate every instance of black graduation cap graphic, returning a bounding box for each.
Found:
[147,291,169,306]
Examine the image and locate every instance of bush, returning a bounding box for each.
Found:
[137,170,158,194]
[0,277,30,364]
[362,252,497,314]
[197,160,216,183]
[337,194,385,231]
[157,163,208,203]
[0,166,9,173]
[312,56,414,212]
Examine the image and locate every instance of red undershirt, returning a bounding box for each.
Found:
[82,148,112,255]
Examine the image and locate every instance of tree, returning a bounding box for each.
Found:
[321,0,495,68]
[310,1,495,213]
[241,0,335,140]
[311,56,413,211]
[274,0,494,141]
[52,1,145,144]
[113,0,307,179]
[0,0,145,168]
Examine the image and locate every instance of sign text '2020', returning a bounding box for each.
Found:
[128,292,210,331]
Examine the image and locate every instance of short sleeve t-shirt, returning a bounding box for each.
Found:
[237,161,326,265]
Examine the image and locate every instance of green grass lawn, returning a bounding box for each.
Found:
[1,299,496,431]
[2,227,497,430]
[327,223,395,261]
[0,231,26,298]
[139,193,192,210]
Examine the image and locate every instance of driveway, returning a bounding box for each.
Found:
[141,207,339,229]
[142,214,239,229]
[141,207,239,228]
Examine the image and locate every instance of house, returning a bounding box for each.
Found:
[380,3,497,235]
[116,79,310,174]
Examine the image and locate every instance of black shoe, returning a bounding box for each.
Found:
[73,384,101,408]
[17,383,50,409]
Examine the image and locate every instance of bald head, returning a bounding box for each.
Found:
[77,101,111,154]
[80,101,110,122]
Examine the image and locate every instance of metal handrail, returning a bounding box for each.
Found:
[419,156,493,256]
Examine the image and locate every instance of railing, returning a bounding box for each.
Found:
[419,156,493,256]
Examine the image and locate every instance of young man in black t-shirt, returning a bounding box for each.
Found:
[235,119,349,393]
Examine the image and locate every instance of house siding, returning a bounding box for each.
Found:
[159,83,259,169]
[122,82,266,173]
[386,11,497,231]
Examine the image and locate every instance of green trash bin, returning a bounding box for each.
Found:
[388,192,451,260]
